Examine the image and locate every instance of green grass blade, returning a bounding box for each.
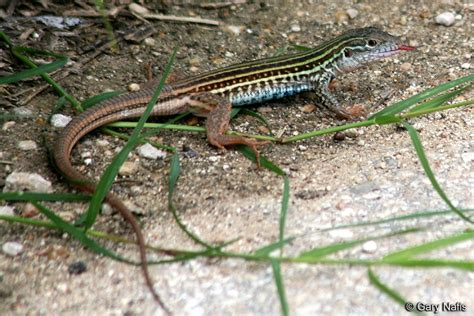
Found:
[298,228,420,259]
[0,191,90,202]
[382,259,474,271]
[32,201,134,264]
[409,85,470,113]
[83,47,178,230]
[383,231,474,261]
[0,46,68,84]
[254,237,296,256]
[239,108,272,132]
[82,91,122,109]
[168,152,213,248]
[403,122,473,223]
[271,259,290,316]
[371,73,474,118]
[367,268,417,314]
[279,176,290,245]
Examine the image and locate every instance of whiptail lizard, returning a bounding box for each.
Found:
[52,27,414,310]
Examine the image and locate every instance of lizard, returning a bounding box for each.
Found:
[52,27,414,311]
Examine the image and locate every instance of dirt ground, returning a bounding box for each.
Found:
[1,0,473,315]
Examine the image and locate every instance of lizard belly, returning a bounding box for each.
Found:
[229,82,313,106]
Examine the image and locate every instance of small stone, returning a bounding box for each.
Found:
[223,25,244,36]
[400,62,412,72]
[68,261,87,275]
[128,3,149,15]
[435,12,455,26]
[329,229,353,239]
[3,171,52,193]
[102,203,114,216]
[0,206,15,217]
[137,143,166,159]
[362,240,377,253]
[298,145,307,151]
[257,106,273,113]
[128,83,140,92]
[333,132,346,141]
[335,11,349,23]
[143,37,156,47]
[208,156,219,162]
[2,121,15,130]
[17,140,37,151]
[182,145,198,158]
[346,8,359,19]
[290,24,301,32]
[460,63,470,69]
[2,241,23,256]
[13,106,33,117]
[119,161,138,176]
[22,203,39,218]
[225,51,234,58]
[50,114,72,128]
[300,104,316,113]
[461,152,474,163]
[96,139,109,147]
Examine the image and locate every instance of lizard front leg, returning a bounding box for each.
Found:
[313,73,364,119]
[190,93,270,164]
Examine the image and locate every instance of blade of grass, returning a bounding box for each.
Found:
[409,85,470,113]
[371,73,474,118]
[271,259,289,316]
[0,31,82,111]
[383,230,474,261]
[403,122,473,223]
[0,191,90,202]
[367,268,419,314]
[32,201,134,264]
[254,237,296,256]
[83,47,178,229]
[298,228,420,259]
[168,152,214,248]
[82,91,122,109]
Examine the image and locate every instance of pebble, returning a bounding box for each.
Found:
[128,83,141,92]
[460,63,470,69]
[137,143,166,159]
[298,145,308,151]
[2,241,23,256]
[128,2,149,15]
[335,11,348,23]
[435,12,455,26]
[102,203,114,216]
[17,140,37,151]
[68,261,87,275]
[13,106,33,117]
[257,106,272,113]
[329,229,353,239]
[143,37,156,47]
[362,240,377,253]
[346,8,358,19]
[461,152,474,163]
[290,24,301,32]
[0,205,15,216]
[2,121,15,130]
[119,161,138,176]
[400,62,412,72]
[299,104,316,113]
[223,25,244,36]
[50,114,72,128]
[3,171,53,193]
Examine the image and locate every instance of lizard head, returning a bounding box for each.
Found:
[332,27,415,73]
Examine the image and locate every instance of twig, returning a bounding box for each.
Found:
[143,13,220,26]
[199,0,247,9]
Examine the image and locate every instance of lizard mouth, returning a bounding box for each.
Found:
[397,44,416,51]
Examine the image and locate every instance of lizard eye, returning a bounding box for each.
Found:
[344,49,353,57]
[368,39,377,47]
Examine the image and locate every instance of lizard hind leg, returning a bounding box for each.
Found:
[192,93,270,164]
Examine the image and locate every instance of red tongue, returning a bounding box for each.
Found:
[398,45,416,51]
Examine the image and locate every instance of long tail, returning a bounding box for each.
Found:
[52,89,170,312]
